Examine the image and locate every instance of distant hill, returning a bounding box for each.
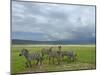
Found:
[12,39,96,45]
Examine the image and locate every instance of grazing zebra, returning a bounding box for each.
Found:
[19,49,43,67]
[41,47,53,58]
[61,51,77,61]
[58,46,77,62]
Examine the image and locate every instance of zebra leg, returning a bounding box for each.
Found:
[59,56,61,64]
[57,58,60,64]
[52,57,54,64]
[49,57,51,64]
[73,56,76,62]
[59,55,61,64]
[25,62,29,68]
[74,54,78,62]
[71,57,74,62]
[42,53,44,58]
[28,61,32,67]
[36,59,39,65]
[40,57,43,65]
[61,55,64,61]
[73,56,77,62]
[68,56,71,62]
[61,55,63,61]
[71,55,76,62]
[40,60,42,65]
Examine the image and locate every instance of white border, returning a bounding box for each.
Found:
[22,0,95,5]
[0,0,10,75]
[0,0,100,75]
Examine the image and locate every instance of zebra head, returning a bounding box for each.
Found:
[58,46,62,51]
[49,47,53,52]
[19,49,29,57]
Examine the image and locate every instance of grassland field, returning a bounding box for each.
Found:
[11,44,96,74]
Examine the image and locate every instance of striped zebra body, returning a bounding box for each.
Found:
[19,49,43,68]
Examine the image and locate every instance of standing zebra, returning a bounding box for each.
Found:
[48,47,62,64]
[58,46,77,62]
[19,49,43,68]
[41,47,53,58]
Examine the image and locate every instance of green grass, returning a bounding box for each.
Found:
[11,45,96,74]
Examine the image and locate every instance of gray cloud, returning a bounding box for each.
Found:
[12,1,96,41]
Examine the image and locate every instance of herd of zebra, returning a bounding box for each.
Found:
[19,46,77,68]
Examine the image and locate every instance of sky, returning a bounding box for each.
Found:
[12,1,96,41]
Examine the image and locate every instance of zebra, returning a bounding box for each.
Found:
[61,51,77,62]
[48,47,62,64]
[41,47,53,58]
[58,46,77,62]
[19,48,43,68]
